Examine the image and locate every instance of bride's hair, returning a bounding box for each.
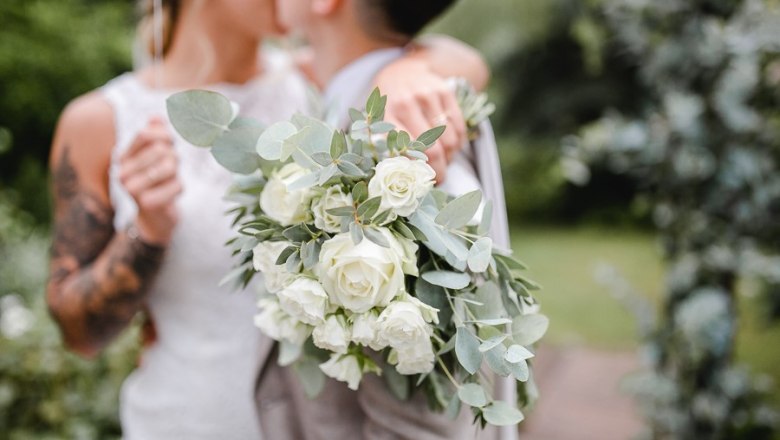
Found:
[137,0,182,59]
[133,0,215,81]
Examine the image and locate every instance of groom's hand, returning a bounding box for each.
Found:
[374,59,468,184]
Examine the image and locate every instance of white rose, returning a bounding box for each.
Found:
[376,301,434,350]
[318,230,407,313]
[278,277,329,325]
[254,298,311,345]
[395,344,436,375]
[312,185,353,233]
[319,354,363,390]
[312,314,351,354]
[260,163,314,226]
[351,311,384,350]
[368,156,436,217]
[253,241,295,294]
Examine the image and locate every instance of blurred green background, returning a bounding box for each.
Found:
[1,0,778,438]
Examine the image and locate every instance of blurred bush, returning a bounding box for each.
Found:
[564,0,780,437]
[0,192,138,439]
[0,0,133,223]
[431,0,651,224]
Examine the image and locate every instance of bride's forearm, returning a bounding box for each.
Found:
[47,145,165,358]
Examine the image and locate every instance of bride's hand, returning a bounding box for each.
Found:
[118,117,182,245]
[373,58,467,184]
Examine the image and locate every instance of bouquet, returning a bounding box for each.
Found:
[166,86,547,427]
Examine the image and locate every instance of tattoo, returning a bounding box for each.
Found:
[48,146,165,353]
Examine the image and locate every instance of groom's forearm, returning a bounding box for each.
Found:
[409,34,490,91]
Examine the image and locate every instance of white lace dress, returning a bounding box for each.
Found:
[101,54,309,440]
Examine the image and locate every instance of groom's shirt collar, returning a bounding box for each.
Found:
[324,47,406,125]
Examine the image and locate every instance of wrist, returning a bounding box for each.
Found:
[130,219,172,247]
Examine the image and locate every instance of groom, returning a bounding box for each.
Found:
[255,1,514,439]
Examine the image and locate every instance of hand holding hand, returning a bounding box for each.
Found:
[119,117,182,245]
[374,59,467,184]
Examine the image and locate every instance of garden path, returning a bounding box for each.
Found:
[520,346,644,440]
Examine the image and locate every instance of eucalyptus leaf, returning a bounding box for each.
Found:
[337,160,365,177]
[483,401,524,426]
[415,277,451,329]
[311,152,333,166]
[286,250,302,273]
[349,222,364,245]
[507,359,530,382]
[340,153,364,165]
[166,90,234,147]
[218,265,249,288]
[211,122,264,174]
[473,281,505,320]
[352,182,368,204]
[437,334,456,355]
[371,121,395,133]
[357,197,381,221]
[278,341,303,366]
[455,327,482,375]
[276,246,298,265]
[484,344,511,376]
[330,130,347,158]
[256,121,297,160]
[363,227,390,248]
[435,190,483,229]
[382,363,410,401]
[326,206,355,217]
[287,171,320,191]
[446,392,463,420]
[477,200,493,236]
[371,209,394,226]
[392,220,416,240]
[293,357,327,398]
[467,237,493,273]
[283,224,313,242]
[349,108,365,123]
[365,88,387,120]
[512,314,549,346]
[505,345,535,364]
[317,164,339,185]
[422,271,471,290]
[417,125,447,146]
[458,383,489,408]
[479,335,508,353]
[301,240,321,270]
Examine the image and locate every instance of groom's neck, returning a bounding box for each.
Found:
[308,19,399,86]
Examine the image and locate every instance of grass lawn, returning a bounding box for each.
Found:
[512,224,780,395]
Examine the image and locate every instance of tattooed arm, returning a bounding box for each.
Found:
[47,95,179,357]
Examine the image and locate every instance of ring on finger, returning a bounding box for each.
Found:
[146,167,159,184]
[432,113,449,126]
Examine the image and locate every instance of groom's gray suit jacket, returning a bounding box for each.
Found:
[255,49,515,440]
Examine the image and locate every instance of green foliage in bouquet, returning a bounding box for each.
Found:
[563,0,780,438]
[167,87,546,428]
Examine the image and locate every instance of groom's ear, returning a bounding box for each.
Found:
[311,0,342,16]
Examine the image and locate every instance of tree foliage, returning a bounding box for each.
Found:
[0,0,134,222]
[565,0,780,437]
[0,192,138,439]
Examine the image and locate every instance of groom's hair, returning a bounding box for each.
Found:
[355,0,457,43]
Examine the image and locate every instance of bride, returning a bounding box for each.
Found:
[45,0,489,438]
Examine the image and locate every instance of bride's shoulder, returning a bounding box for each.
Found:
[50,91,115,179]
